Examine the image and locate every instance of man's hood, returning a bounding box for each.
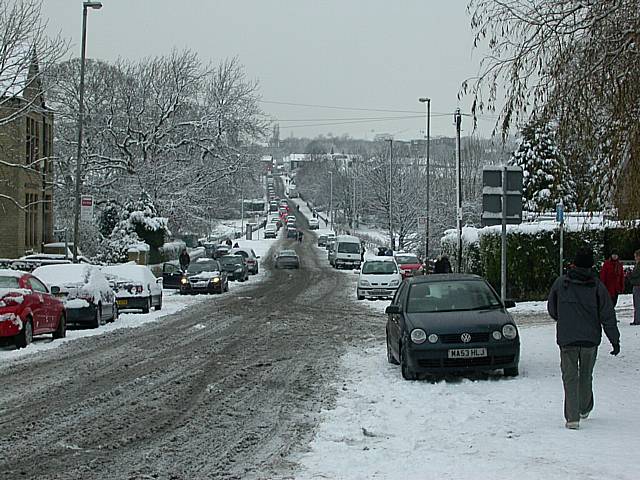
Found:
[565,267,596,286]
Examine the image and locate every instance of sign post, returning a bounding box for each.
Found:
[80,195,93,222]
[418,216,428,262]
[481,166,523,302]
[556,200,564,276]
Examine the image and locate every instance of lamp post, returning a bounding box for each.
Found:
[329,171,333,231]
[418,97,430,263]
[386,138,394,250]
[72,1,102,263]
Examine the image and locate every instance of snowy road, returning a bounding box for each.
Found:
[0,206,377,480]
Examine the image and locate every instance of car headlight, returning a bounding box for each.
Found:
[359,279,370,287]
[180,277,188,284]
[211,277,221,283]
[411,328,427,344]
[492,331,503,340]
[390,279,400,286]
[502,324,517,340]
[428,333,439,344]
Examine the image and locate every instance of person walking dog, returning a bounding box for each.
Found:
[629,249,640,325]
[547,247,620,430]
[600,251,625,307]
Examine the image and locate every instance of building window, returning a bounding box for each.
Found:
[24,193,38,249]
[26,117,39,170]
[43,194,52,244]
[43,121,53,173]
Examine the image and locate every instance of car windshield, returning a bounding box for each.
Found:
[362,261,397,274]
[338,242,360,254]
[0,276,20,288]
[188,261,219,274]
[220,256,243,266]
[406,280,502,313]
[396,255,419,265]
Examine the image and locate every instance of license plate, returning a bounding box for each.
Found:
[372,289,390,295]
[448,348,487,358]
[116,299,128,306]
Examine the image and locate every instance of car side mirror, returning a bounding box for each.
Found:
[503,300,516,309]
[156,277,163,284]
[50,285,60,295]
[256,255,261,259]
[385,305,401,315]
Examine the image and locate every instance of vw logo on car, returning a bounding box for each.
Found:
[461,333,472,343]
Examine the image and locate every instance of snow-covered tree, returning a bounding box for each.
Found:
[510,119,575,213]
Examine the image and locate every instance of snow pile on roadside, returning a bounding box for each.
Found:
[295,306,639,480]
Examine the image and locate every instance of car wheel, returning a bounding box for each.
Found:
[91,307,102,329]
[142,297,151,314]
[154,295,162,311]
[400,343,417,380]
[504,366,519,377]
[53,313,66,339]
[15,318,33,349]
[386,335,399,365]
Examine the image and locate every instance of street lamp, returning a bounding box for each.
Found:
[329,171,333,231]
[419,97,431,264]
[72,1,102,263]
[385,138,394,250]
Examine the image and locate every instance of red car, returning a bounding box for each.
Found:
[394,253,424,279]
[0,269,66,349]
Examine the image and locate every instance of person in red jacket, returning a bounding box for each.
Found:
[600,252,625,306]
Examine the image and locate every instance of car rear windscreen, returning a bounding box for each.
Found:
[337,242,360,254]
[0,276,20,288]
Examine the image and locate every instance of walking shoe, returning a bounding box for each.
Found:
[565,421,580,430]
[580,412,590,420]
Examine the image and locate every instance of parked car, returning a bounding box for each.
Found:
[102,264,163,313]
[180,258,228,294]
[274,250,300,269]
[230,247,260,275]
[264,223,278,239]
[0,269,66,348]
[32,264,118,328]
[330,235,362,269]
[394,253,424,278]
[385,274,520,380]
[307,218,319,230]
[219,255,249,281]
[357,257,401,300]
[162,262,184,289]
[325,234,336,251]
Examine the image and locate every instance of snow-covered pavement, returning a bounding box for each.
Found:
[295,295,639,480]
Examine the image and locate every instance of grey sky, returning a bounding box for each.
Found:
[42,0,493,140]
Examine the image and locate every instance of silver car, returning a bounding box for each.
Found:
[274,250,300,269]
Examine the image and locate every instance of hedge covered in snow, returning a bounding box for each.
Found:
[441,219,640,301]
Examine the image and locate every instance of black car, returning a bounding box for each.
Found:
[274,250,300,269]
[180,259,229,294]
[385,274,520,380]
[162,262,184,289]
[220,255,249,281]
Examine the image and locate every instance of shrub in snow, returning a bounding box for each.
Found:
[441,222,640,301]
[510,118,576,214]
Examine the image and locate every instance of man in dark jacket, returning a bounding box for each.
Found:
[434,255,452,274]
[547,247,620,430]
[179,249,190,271]
[629,249,640,325]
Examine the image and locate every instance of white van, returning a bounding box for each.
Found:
[330,235,362,269]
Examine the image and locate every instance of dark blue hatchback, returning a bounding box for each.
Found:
[385,274,520,380]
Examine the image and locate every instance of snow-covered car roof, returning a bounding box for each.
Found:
[0,269,26,278]
[33,264,113,303]
[101,264,155,284]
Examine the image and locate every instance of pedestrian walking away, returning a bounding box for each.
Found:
[179,248,190,271]
[600,251,625,307]
[629,249,640,325]
[434,255,452,274]
[547,247,620,430]
[225,238,232,247]
[297,230,304,243]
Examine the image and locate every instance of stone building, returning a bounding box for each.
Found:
[0,50,54,259]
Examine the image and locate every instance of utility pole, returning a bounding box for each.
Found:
[501,166,507,302]
[419,97,431,263]
[454,108,462,272]
[352,175,356,230]
[387,138,394,250]
[329,171,333,231]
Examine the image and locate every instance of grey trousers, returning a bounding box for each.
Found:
[560,346,598,423]
[634,286,640,324]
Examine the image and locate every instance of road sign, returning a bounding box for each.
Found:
[481,166,523,227]
[80,195,93,222]
[556,202,564,223]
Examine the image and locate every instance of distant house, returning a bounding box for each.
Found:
[283,153,311,171]
[0,47,54,258]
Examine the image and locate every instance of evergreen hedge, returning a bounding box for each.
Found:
[442,225,640,301]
